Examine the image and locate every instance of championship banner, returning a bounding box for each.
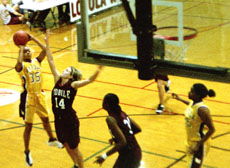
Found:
[69,0,121,22]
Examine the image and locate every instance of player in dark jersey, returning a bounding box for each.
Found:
[45,31,102,168]
[94,93,142,168]
[154,74,170,114]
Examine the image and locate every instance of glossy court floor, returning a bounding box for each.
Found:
[0,0,229,168]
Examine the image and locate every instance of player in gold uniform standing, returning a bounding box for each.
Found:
[15,34,62,167]
[172,83,215,168]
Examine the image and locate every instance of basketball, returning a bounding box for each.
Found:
[13,31,29,46]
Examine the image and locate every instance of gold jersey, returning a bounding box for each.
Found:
[185,101,208,142]
[18,58,43,94]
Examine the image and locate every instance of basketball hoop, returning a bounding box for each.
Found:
[155,26,198,41]
[153,26,198,62]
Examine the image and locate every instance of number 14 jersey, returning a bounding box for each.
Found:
[52,79,77,120]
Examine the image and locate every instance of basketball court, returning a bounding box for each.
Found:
[0,0,229,167]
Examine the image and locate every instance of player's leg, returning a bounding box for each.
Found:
[23,104,35,167]
[39,116,63,148]
[72,146,84,168]
[40,117,54,139]
[63,143,83,168]
[187,145,204,168]
[64,143,75,162]
[156,79,165,114]
[37,92,63,148]
[73,147,84,168]
[155,74,170,114]
[24,122,32,152]
[19,90,27,119]
[65,117,83,168]
[157,79,165,104]
[37,92,54,139]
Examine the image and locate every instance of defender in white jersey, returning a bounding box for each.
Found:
[172,83,215,168]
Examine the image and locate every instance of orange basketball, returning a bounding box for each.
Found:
[13,31,29,46]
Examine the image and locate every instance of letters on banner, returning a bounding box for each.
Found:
[69,0,121,22]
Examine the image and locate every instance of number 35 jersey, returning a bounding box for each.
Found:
[51,79,77,120]
[19,58,43,93]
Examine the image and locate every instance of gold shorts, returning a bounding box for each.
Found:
[24,92,49,123]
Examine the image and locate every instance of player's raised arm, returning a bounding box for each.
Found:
[28,33,46,63]
[71,65,103,89]
[15,46,24,72]
[44,30,60,83]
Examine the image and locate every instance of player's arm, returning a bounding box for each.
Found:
[12,10,23,17]
[195,107,215,149]
[94,116,126,165]
[28,34,46,63]
[8,4,23,17]
[45,31,60,83]
[130,117,141,134]
[105,116,127,155]
[71,65,102,89]
[172,93,190,105]
[15,46,24,72]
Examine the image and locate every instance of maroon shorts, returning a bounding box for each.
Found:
[154,74,169,81]
[7,13,21,25]
[54,115,80,149]
[113,146,142,168]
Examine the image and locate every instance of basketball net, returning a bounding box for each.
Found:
[153,26,198,62]
[164,39,191,62]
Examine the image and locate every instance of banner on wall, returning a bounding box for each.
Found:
[69,0,121,22]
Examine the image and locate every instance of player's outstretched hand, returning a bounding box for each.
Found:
[27,33,34,41]
[172,93,180,100]
[94,155,105,165]
[108,138,114,145]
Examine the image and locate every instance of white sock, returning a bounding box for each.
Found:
[167,80,171,87]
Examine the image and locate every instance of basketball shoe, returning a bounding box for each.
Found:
[24,150,33,167]
[156,104,164,114]
[73,164,79,168]
[47,138,63,148]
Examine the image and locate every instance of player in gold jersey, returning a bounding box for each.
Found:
[172,83,215,168]
[15,34,62,167]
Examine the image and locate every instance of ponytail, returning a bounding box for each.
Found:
[193,83,216,99]
[208,89,215,97]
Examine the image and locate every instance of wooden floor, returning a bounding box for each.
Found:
[0,0,229,168]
